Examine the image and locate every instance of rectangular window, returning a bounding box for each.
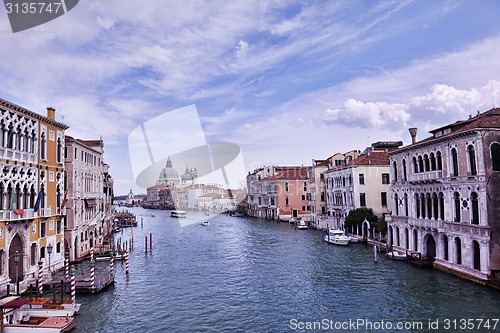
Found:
[57,219,61,234]
[381,192,388,206]
[360,193,366,207]
[303,182,307,191]
[49,171,55,182]
[49,219,54,230]
[320,174,324,181]
[382,173,390,184]
[49,131,55,141]
[301,194,306,200]
[321,192,325,201]
[302,206,306,211]
[40,222,46,237]
[359,174,365,185]
[285,197,289,205]
[31,243,37,266]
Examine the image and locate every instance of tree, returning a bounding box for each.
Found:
[344,207,378,231]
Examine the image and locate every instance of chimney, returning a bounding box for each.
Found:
[409,128,418,144]
[46,107,56,120]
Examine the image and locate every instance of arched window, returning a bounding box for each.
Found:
[424,154,430,172]
[471,192,479,224]
[468,145,477,175]
[473,240,480,270]
[413,157,418,173]
[405,228,409,250]
[402,159,407,181]
[413,229,418,251]
[432,193,438,219]
[436,151,443,170]
[394,193,399,216]
[57,138,62,163]
[393,161,398,182]
[418,156,424,173]
[284,182,289,192]
[430,152,436,171]
[443,235,449,261]
[40,132,46,160]
[439,192,445,220]
[415,193,420,218]
[491,143,500,171]
[404,193,409,217]
[454,192,461,222]
[451,148,459,176]
[426,193,432,219]
[396,227,400,246]
[420,193,426,219]
[455,237,462,265]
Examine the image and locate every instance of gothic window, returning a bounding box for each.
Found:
[57,138,62,163]
[471,192,479,224]
[392,161,398,182]
[413,157,418,173]
[430,152,436,171]
[418,156,424,173]
[436,151,443,170]
[402,159,407,181]
[454,192,461,222]
[491,143,500,171]
[451,148,459,176]
[424,154,430,172]
[404,193,409,217]
[455,237,462,265]
[468,145,477,175]
[40,132,46,160]
[394,193,399,215]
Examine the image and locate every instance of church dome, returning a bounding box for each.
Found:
[158,157,179,185]
[182,171,194,181]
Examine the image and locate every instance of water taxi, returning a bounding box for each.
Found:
[171,210,187,218]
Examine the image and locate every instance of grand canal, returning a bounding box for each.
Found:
[72,207,500,332]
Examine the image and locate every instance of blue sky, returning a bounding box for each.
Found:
[1,0,500,195]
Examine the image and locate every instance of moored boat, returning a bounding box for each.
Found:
[324,229,351,246]
[1,297,76,332]
[296,220,308,230]
[387,250,407,261]
[171,210,187,218]
[201,220,209,226]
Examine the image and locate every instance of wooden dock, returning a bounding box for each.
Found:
[40,273,114,294]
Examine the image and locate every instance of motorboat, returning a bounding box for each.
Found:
[296,220,308,230]
[387,250,407,261]
[171,210,187,218]
[201,220,209,226]
[324,229,351,246]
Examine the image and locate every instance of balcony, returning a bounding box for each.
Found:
[443,221,490,238]
[0,208,35,221]
[408,217,444,230]
[408,170,443,183]
[0,147,37,163]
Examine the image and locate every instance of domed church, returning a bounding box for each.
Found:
[181,166,198,185]
[158,156,180,187]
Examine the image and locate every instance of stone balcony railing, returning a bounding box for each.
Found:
[0,147,37,164]
[407,170,444,182]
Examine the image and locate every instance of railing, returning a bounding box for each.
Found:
[408,217,444,230]
[408,170,443,182]
[0,208,35,220]
[0,147,37,163]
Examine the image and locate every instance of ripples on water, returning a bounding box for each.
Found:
[73,208,500,332]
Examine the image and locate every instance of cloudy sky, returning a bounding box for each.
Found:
[1,0,499,195]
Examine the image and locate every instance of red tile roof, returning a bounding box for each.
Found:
[348,151,389,166]
[263,166,310,180]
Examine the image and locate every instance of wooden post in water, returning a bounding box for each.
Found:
[374,245,378,263]
[60,280,64,301]
[145,236,148,254]
[150,233,152,251]
[71,266,76,304]
[38,260,44,296]
[131,224,134,250]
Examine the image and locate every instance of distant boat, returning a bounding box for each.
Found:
[201,220,209,226]
[296,220,308,230]
[324,229,351,246]
[171,210,187,218]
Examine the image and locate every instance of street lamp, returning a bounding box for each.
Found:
[47,243,53,279]
[14,250,19,295]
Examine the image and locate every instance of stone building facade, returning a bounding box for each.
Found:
[388,108,500,282]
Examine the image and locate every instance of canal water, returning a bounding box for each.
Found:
[72,207,500,332]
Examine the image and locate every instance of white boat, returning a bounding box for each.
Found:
[324,229,351,246]
[171,210,187,218]
[296,220,308,230]
[1,297,76,332]
[20,298,81,317]
[201,220,209,226]
[387,250,407,261]
[349,236,359,243]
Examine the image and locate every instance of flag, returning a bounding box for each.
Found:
[60,191,68,210]
[9,191,24,218]
[34,190,44,213]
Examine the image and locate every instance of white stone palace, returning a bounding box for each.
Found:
[387,108,500,282]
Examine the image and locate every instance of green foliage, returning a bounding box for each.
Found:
[344,208,378,230]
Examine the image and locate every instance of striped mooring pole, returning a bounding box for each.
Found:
[37,260,44,296]
[110,252,114,277]
[70,266,76,304]
[65,253,69,280]
[90,259,95,292]
[125,250,130,275]
[90,247,94,261]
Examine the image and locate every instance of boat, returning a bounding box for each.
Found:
[95,252,125,262]
[170,210,187,218]
[1,297,76,332]
[324,229,351,246]
[201,220,209,226]
[296,220,308,230]
[349,236,359,243]
[407,251,434,268]
[387,250,407,261]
